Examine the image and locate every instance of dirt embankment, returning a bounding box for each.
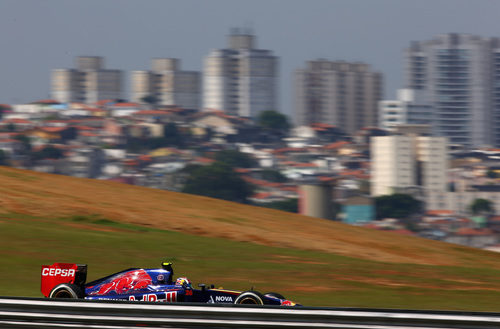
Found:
[1,166,499,267]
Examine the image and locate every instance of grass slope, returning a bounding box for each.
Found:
[1,166,500,310]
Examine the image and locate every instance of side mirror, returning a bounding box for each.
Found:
[198,283,206,291]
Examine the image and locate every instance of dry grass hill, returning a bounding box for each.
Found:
[0,166,492,266]
[2,166,500,310]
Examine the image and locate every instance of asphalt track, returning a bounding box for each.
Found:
[1,296,500,328]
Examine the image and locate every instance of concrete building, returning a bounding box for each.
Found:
[203,29,278,118]
[299,183,334,219]
[371,127,448,196]
[427,189,500,216]
[379,89,433,131]
[51,56,123,104]
[405,33,500,147]
[341,196,375,225]
[131,58,200,109]
[294,60,383,135]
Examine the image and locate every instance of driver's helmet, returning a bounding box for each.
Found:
[175,277,192,288]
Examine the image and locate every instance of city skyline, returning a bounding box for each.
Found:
[2,0,500,116]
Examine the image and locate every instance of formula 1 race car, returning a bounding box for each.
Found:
[41,262,299,306]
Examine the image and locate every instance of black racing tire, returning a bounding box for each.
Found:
[234,291,264,305]
[264,292,285,300]
[49,283,84,299]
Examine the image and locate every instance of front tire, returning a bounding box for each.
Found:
[49,283,84,299]
[234,291,264,305]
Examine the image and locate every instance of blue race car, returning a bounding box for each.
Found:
[41,261,299,306]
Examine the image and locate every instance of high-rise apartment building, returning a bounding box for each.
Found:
[405,33,500,147]
[131,58,200,109]
[51,56,123,104]
[294,60,383,135]
[371,126,448,196]
[203,29,278,118]
[379,89,434,131]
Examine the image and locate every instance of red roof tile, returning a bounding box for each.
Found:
[79,131,98,137]
[73,126,97,131]
[0,138,19,143]
[112,102,140,108]
[291,162,317,168]
[1,119,33,124]
[67,118,105,123]
[279,186,298,193]
[33,99,60,104]
[84,107,105,112]
[123,159,139,166]
[426,210,455,216]
[135,110,171,115]
[138,155,152,162]
[95,99,115,106]
[195,110,249,122]
[194,157,215,164]
[251,192,272,200]
[455,228,494,236]
[339,169,363,176]
[310,122,336,129]
[234,168,251,173]
[40,127,67,133]
[242,176,283,188]
[324,141,350,150]
[318,176,336,183]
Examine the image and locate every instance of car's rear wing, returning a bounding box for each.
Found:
[41,263,87,297]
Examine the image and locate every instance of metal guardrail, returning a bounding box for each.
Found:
[1,296,500,329]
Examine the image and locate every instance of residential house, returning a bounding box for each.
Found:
[109,102,142,117]
[0,118,36,131]
[0,138,22,155]
[340,195,375,225]
[444,228,498,248]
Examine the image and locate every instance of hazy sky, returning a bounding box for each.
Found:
[1,0,500,115]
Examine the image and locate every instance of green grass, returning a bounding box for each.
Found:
[0,167,39,181]
[3,212,500,311]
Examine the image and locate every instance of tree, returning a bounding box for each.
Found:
[32,146,64,161]
[125,123,186,152]
[486,169,499,179]
[470,198,494,215]
[163,122,184,147]
[260,169,288,183]
[214,149,257,168]
[375,193,422,220]
[182,162,254,203]
[260,198,298,213]
[257,110,290,134]
[0,150,8,165]
[13,135,32,153]
[141,95,158,105]
[0,104,9,119]
[60,127,77,141]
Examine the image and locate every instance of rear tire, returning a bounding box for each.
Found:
[234,291,264,305]
[49,283,84,299]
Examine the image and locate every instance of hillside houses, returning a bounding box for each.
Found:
[4,99,500,250]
